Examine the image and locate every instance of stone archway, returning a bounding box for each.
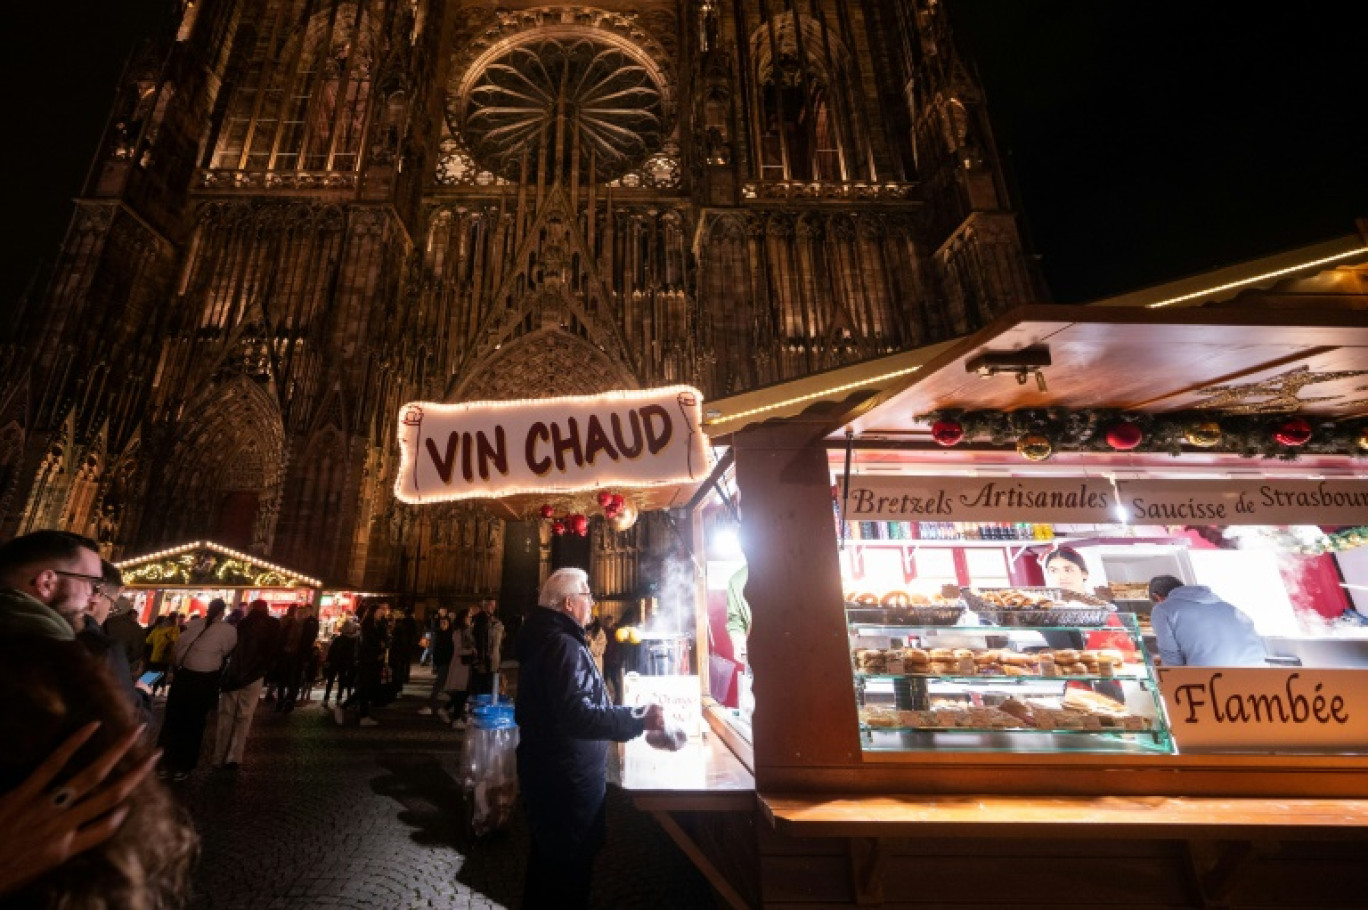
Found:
[144,376,286,554]
[451,326,637,403]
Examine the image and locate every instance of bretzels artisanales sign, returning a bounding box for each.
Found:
[394,386,709,504]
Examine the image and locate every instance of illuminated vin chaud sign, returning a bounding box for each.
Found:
[395,386,709,504]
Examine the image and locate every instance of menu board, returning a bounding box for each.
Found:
[840,476,1368,527]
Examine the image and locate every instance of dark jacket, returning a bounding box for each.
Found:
[326,630,359,670]
[431,625,455,665]
[357,617,391,666]
[103,608,146,670]
[300,616,320,652]
[390,614,417,659]
[0,587,75,641]
[78,615,153,727]
[222,609,282,691]
[515,606,645,845]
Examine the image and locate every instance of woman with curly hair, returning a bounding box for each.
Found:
[0,636,198,908]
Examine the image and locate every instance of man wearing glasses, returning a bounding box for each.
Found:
[0,530,105,642]
[75,559,154,725]
[516,567,667,909]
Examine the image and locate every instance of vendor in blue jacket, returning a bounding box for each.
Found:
[516,567,665,909]
[1148,576,1267,667]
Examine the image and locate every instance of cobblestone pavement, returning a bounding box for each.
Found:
[171,670,718,909]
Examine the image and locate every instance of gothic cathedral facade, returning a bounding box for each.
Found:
[0,0,1042,600]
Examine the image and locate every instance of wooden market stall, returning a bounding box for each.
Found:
[114,540,322,623]
[647,300,1368,908]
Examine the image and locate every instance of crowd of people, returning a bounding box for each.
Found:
[0,527,683,908]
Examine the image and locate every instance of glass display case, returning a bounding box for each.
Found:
[849,590,1173,755]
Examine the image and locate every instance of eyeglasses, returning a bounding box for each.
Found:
[51,570,109,595]
[576,590,595,603]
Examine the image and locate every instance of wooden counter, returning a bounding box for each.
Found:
[762,792,1368,839]
[612,732,759,909]
[612,731,755,811]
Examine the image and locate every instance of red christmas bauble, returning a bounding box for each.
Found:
[551,520,565,536]
[572,514,589,534]
[610,493,625,509]
[1274,417,1313,446]
[539,504,555,519]
[596,491,613,508]
[1105,420,1144,451]
[931,419,964,446]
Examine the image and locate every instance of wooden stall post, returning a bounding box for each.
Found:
[732,418,863,789]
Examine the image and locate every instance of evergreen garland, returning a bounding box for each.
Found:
[924,408,1368,460]
[1296,526,1368,555]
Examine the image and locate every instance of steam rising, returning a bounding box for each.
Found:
[642,551,698,640]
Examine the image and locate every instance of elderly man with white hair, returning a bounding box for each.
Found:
[515,567,666,909]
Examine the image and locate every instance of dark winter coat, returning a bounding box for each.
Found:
[103,608,146,670]
[357,617,391,666]
[515,606,645,846]
[78,615,152,727]
[326,630,359,670]
[221,609,282,691]
[431,625,455,665]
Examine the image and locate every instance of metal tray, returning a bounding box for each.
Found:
[971,608,1116,627]
[845,604,966,626]
[961,586,1111,612]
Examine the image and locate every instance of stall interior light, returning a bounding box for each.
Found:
[705,364,923,427]
[113,539,323,588]
[710,524,743,559]
[1145,246,1368,309]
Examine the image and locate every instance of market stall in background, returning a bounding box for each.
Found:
[115,540,322,624]
[661,298,1368,908]
[318,590,393,637]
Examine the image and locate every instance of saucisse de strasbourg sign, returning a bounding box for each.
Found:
[394,386,709,504]
[839,476,1368,526]
[1157,668,1368,753]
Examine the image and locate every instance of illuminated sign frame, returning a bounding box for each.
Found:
[394,386,710,505]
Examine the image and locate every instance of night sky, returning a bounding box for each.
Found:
[2,2,1364,309]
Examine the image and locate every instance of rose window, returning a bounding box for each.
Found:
[453,35,669,183]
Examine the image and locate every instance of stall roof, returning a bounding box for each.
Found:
[700,233,1368,447]
[1086,232,1368,311]
[701,339,959,441]
[115,541,323,588]
[837,304,1368,442]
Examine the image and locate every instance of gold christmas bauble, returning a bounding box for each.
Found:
[1357,428,1368,453]
[607,500,639,532]
[1186,421,1223,448]
[1016,434,1053,462]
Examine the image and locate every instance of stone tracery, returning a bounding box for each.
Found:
[4,0,1047,604]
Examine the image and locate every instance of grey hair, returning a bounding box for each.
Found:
[540,567,589,608]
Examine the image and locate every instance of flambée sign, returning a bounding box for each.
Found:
[394,386,709,504]
[1157,667,1368,753]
